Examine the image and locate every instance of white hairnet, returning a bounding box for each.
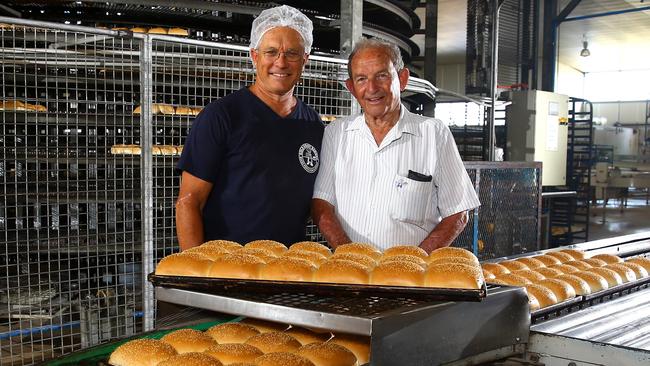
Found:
[249,5,313,54]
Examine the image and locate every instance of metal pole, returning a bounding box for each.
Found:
[340,0,363,115]
[487,0,504,161]
[140,35,155,332]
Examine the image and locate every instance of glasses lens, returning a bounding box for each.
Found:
[260,49,302,61]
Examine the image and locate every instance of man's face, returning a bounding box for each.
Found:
[345,47,409,121]
[251,27,308,96]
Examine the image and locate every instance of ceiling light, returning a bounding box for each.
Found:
[580,40,590,57]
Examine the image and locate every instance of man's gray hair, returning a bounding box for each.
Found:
[347,38,404,79]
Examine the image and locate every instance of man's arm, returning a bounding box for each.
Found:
[175,171,214,251]
[311,198,351,249]
[418,211,469,254]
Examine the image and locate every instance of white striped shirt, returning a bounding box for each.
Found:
[313,106,480,251]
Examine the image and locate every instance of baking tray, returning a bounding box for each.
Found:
[148,273,487,302]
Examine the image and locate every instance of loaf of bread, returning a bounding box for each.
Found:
[109,339,177,366]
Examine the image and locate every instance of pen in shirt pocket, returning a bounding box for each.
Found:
[407,170,432,182]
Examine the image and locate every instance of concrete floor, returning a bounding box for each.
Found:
[588,198,650,241]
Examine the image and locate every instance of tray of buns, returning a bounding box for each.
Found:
[148,273,487,302]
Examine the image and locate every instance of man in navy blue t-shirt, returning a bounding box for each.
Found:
[176,5,324,250]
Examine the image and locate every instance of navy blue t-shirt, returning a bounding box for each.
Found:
[177,87,324,244]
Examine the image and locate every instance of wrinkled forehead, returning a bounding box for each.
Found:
[258,26,306,50]
[350,47,395,75]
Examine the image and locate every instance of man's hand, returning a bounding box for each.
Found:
[311,198,351,249]
[176,171,213,251]
[419,211,469,254]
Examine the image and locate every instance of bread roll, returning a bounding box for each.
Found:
[255,352,316,366]
[132,105,142,115]
[589,267,623,287]
[545,251,575,263]
[32,104,47,112]
[428,256,477,268]
[260,257,316,282]
[482,269,496,281]
[168,27,189,36]
[289,241,332,257]
[481,263,510,276]
[525,284,558,308]
[155,252,213,277]
[202,239,242,252]
[329,253,376,270]
[370,261,425,287]
[191,107,203,116]
[620,262,649,279]
[245,240,288,256]
[282,250,327,266]
[425,263,484,289]
[382,245,428,260]
[564,261,593,271]
[513,270,545,282]
[605,263,637,283]
[207,253,264,279]
[572,271,609,292]
[492,273,531,287]
[528,292,540,312]
[284,327,332,345]
[334,243,381,260]
[533,255,562,267]
[328,334,370,365]
[204,344,263,364]
[427,247,479,265]
[539,278,576,302]
[514,257,546,269]
[109,339,177,366]
[535,267,563,279]
[158,104,175,115]
[205,322,260,343]
[0,100,27,111]
[582,258,608,267]
[591,254,623,264]
[559,249,587,260]
[245,332,301,353]
[237,248,277,264]
[499,260,529,272]
[295,342,357,366]
[157,352,223,366]
[548,264,580,275]
[314,260,371,285]
[556,274,591,295]
[160,329,217,353]
[379,254,426,269]
[184,245,229,260]
[240,318,290,333]
[627,257,650,272]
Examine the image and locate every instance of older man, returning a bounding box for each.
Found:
[176,5,323,250]
[312,38,480,253]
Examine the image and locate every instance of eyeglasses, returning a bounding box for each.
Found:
[258,49,304,62]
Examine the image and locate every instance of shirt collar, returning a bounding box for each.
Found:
[345,104,421,138]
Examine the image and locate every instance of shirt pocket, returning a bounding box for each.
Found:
[388,174,432,227]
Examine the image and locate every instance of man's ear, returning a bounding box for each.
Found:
[398,67,410,91]
[250,48,258,68]
[345,79,357,99]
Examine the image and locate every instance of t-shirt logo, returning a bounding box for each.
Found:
[298,143,319,173]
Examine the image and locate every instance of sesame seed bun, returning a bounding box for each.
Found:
[564,261,593,271]
[556,274,592,295]
[381,245,428,260]
[155,252,213,277]
[205,322,260,343]
[513,270,546,282]
[379,254,427,269]
[207,253,265,279]
[329,253,377,270]
[289,242,332,257]
[255,352,315,366]
[109,339,177,366]
[160,329,217,353]
[605,263,637,283]
[427,247,479,265]
[284,327,332,345]
[532,255,562,267]
[370,261,425,287]
[627,257,650,272]
[260,256,316,282]
[204,343,263,364]
[295,342,358,366]
[528,292,540,312]
[589,267,623,287]
[545,251,575,263]
[481,263,510,276]
[428,256,477,268]
[334,243,382,261]
[157,352,223,366]
[548,264,580,275]
[539,278,576,302]
[202,240,243,252]
[534,267,563,279]
[244,240,288,256]
[619,262,649,279]
[492,273,532,287]
[424,263,484,289]
[499,260,529,272]
[237,248,277,264]
[482,269,496,281]
[245,332,301,353]
[525,284,558,308]
[590,254,623,264]
[582,258,608,267]
[514,257,546,269]
[328,333,370,365]
[282,250,328,266]
[314,260,371,285]
[558,249,587,260]
[184,245,230,260]
[572,271,609,292]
